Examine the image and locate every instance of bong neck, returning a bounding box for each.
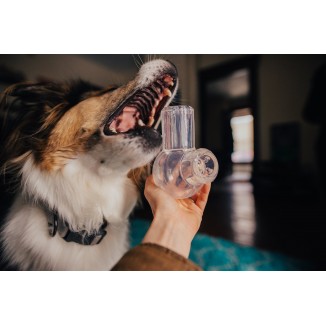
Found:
[161,105,195,150]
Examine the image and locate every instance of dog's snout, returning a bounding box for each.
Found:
[137,59,178,82]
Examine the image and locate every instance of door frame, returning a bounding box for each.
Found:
[198,55,260,174]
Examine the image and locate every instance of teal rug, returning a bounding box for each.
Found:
[130,218,308,271]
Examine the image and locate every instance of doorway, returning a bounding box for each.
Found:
[199,55,259,178]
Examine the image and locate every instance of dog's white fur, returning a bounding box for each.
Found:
[0,59,178,270]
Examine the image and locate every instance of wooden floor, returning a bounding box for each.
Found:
[134,164,326,269]
[1,163,325,270]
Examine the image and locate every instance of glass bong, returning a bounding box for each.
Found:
[153,105,218,199]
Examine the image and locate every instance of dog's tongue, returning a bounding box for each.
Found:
[109,107,140,132]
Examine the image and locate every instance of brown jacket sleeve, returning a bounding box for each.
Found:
[111,243,202,271]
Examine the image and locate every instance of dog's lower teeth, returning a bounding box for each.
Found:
[138,119,145,126]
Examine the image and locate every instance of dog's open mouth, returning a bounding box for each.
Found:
[103,74,176,135]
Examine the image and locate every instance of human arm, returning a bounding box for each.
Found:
[111,175,211,271]
[142,175,211,258]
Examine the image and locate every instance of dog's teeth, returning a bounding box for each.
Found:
[164,76,174,85]
[138,119,145,126]
[163,88,172,97]
[147,116,154,127]
[147,106,156,127]
[110,127,117,133]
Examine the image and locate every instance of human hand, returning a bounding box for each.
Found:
[142,175,211,258]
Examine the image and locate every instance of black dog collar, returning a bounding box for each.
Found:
[43,204,108,246]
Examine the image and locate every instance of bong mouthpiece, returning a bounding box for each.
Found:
[161,105,195,150]
[153,105,218,199]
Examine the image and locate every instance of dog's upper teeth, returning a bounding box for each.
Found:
[138,119,145,126]
[164,76,174,86]
[163,88,172,97]
[109,127,117,133]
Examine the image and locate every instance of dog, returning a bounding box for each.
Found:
[0,59,178,270]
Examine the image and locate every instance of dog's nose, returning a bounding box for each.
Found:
[165,60,178,75]
[139,59,178,79]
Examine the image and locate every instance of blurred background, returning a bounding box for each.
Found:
[1,54,326,269]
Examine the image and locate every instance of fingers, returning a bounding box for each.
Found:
[144,174,155,193]
[145,174,162,191]
[144,175,170,207]
[192,183,211,211]
[146,175,211,213]
[144,175,157,201]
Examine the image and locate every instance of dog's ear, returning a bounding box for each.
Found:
[3,82,65,106]
[64,80,103,106]
[3,79,104,107]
